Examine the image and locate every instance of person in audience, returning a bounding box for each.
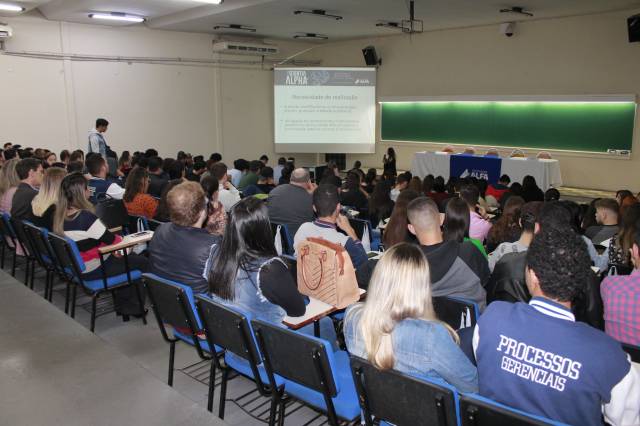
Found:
[148,181,220,293]
[30,166,65,230]
[488,201,542,271]
[209,196,305,323]
[320,161,343,188]
[88,118,109,159]
[406,197,489,309]
[273,157,286,184]
[0,158,20,213]
[146,156,168,198]
[443,197,487,257]
[429,176,451,208]
[473,229,640,426]
[238,160,262,190]
[86,153,124,201]
[54,172,148,317]
[486,174,511,202]
[294,184,368,271]
[382,189,419,248]
[619,194,639,217]
[339,171,368,213]
[259,154,268,166]
[581,198,599,232]
[616,189,633,206]
[186,159,206,182]
[59,149,70,166]
[167,158,186,181]
[601,228,640,346]
[118,151,132,176]
[154,179,182,222]
[210,162,240,212]
[345,243,478,392]
[408,176,422,193]
[606,203,640,272]
[123,166,158,219]
[368,180,394,229]
[199,176,226,236]
[228,159,248,188]
[460,184,492,242]
[11,158,43,221]
[267,168,315,235]
[390,172,409,202]
[383,147,397,176]
[544,187,560,202]
[66,161,83,174]
[486,196,524,253]
[279,162,294,185]
[243,166,276,197]
[500,182,523,208]
[585,198,619,245]
[363,168,377,194]
[520,175,544,202]
[421,174,434,196]
[69,149,84,164]
[44,152,57,168]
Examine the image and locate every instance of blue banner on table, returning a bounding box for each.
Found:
[449,154,502,184]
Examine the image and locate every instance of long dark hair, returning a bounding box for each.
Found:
[443,197,471,243]
[123,166,148,203]
[487,196,524,246]
[386,147,396,159]
[383,189,419,248]
[208,197,277,300]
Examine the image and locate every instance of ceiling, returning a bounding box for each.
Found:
[3,0,640,40]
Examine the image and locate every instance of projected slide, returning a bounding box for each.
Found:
[274,67,376,153]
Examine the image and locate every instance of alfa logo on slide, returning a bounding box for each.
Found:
[459,168,489,180]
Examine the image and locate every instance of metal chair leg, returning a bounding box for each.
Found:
[29,260,36,290]
[70,284,78,318]
[168,341,176,386]
[218,367,229,419]
[1,242,5,269]
[207,359,217,412]
[64,281,71,314]
[90,294,98,332]
[133,281,147,325]
[11,249,17,276]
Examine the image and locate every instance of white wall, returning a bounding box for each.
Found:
[306,9,640,191]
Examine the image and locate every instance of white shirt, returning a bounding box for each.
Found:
[390,188,400,202]
[228,169,242,188]
[90,176,125,200]
[218,183,240,212]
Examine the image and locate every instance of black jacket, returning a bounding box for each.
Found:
[11,183,38,221]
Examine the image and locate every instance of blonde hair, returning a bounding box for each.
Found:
[0,158,20,197]
[53,172,94,235]
[347,243,458,370]
[32,167,66,217]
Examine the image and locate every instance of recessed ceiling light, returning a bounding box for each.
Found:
[213,24,256,32]
[293,33,328,40]
[88,12,146,23]
[0,3,25,12]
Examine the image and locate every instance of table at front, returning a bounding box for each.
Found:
[410,151,563,190]
[0,271,228,426]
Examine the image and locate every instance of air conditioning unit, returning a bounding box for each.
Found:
[0,24,13,38]
[213,41,279,56]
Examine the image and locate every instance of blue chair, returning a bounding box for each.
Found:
[8,216,38,288]
[47,233,146,332]
[271,223,295,255]
[433,296,481,331]
[23,222,58,301]
[143,273,220,387]
[459,394,568,425]
[251,318,360,426]
[0,213,29,280]
[350,355,458,426]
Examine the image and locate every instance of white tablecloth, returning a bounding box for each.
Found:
[411,152,563,190]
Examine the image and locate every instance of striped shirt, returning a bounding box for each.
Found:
[63,210,120,272]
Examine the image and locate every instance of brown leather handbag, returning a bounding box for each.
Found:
[296,237,360,309]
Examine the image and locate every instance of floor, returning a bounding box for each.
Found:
[0,259,333,426]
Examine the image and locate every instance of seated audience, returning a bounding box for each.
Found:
[488,202,542,271]
[616,189,634,206]
[167,159,186,181]
[320,161,343,188]
[259,154,268,166]
[474,229,640,426]
[243,166,276,197]
[294,184,368,271]
[363,168,377,194]
[30,166,66,230]
[408,176,422,192]
[148,181,220,294]
[406,197,489,309]
[278,162,294,185]
[443,197,487,257]
[86,153,124,202]
[428,175,451,208]
[520,175,544,202]
[585,198,619,245]
[500,182,523,209]
[273,157,286,184]
[11,158,43,221]
[44,152,57,168]
[228,159,248,188]
[118,151,132,177]
[147,156,168,198]
[54,173,148,317]
[238,160,262,190]
[345,243,478,392]
[186,159,206,182]
[267,168,315,235]
[339,172,368,213]
[368,180,394,229]
[382,189,419,248]
[486,174,511,202]
[210,162,240,212]
[606,203,640,273]
[460,184,492,242]
[485,196,525,253]
[154,179,182,222]
[200,176,227,236]
[0,158,20,212]
[601,228,640,346]
[390,172,410,202]
[123,166,158,219]
[544,187,560,202]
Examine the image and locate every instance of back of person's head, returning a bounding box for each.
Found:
[0,158,20,195]
[364,168,377,184]
[168,160,185,180]
[353,160,362,169]
[60,149,70,163]
[509,182,523,196]
[526,229,591,303]
[277,157,286,166]
[369,180,392,210]
[347,243,456,370]
[396,173,410,186]
[4,148,17,160]
[520,202,543,233]
[459,184,479,208]
[166,181,206,227]
[193,160,206,172]
[408,176,422,192]
[499,174,511,185]
[290,168,310,185]
[558,200,584,234]
[200,176,218,199]
[211,162,228,181]
[433,176,446,193]
[249,160,262,173]
[619,195,639,217]
[209,152,222,162]
[209,197,276,299]
[443,197,470,243]
[147,156,162,172]
[618,203,640,255]
[594,198,619,218]
[162,157,174,173]
[522,175,538,191]
[544,188,560,202]
[32,166,66,217]
[616,189,633,204]
[313,184,340,217]
[259,154,269,163]
[69,150,84,163]
[67,161,84,174]
[54,172,93,234]
[144,148,158,158]
[123,166,149,203]
[259,166,273,181]
[15,158,41,180]
[96,118,109,128]
[406,196,440,234]
[345,171,360,191]
[85,153,105,176]
[488,196,525,244]
[383,190,420,247]
[537,201,572,233]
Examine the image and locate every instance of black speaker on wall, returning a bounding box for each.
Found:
[362,45,381,66]
[628,14,640,42]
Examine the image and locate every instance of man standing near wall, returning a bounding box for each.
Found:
[88,118,109,159]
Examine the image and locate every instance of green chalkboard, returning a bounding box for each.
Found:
[380,102,636,152]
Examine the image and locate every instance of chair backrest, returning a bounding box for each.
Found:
[459,394,565,426]
[251,318,337,396]
[8,216,33,257]
[432,296,480,330]
[143,273,202,330]
[348,217,372,243]
[621,342,640,363]
[350,355,458,426]
[47,233,86,277]
[271,222,294,255]
[127,215,149,234]
[147,218,165,231]
[0,212,17,240]
[22,222,53,267]
[95,198,129,230]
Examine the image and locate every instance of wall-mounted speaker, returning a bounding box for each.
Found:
[362,46,381,66]
[628,14,640,42]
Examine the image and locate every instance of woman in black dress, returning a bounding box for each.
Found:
[383,147,397,177]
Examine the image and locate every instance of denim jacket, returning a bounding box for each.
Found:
[344,305,479,393]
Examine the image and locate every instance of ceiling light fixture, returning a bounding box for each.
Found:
[293,33,328,40]
[195,0,223,4]
[499,7,534,17]
[88,12,145,23]
[375,0,422,34]
[293,9,342,21]
[213,24,256,32]
[376,21,401,29]
[0,3,25,12]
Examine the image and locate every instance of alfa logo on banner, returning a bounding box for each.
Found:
[449,154,502,184]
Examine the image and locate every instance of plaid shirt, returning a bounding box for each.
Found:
[600,269,640,345]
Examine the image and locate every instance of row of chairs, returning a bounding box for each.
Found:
[143,274,563,426]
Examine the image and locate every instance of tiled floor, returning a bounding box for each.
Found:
[0,262,332,426]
